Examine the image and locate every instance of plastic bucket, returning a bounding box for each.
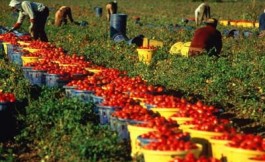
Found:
[63,85,77,98]
[150,107,179,119]
[21,66,33,80]
[142,145,202,162]
[71,89,94,103]
[208,138,230,161]
[110,14,127,39]
[224,145,265,162]
[169,42,184,55]
[45,73,68,88]
[137,48,156,65]
[219,20,229,26]
[94,7,102,17]
[17,41,30,46]
[22,47,40,53]
[84,68,102,74]
[21,56,39,66]
[109,116,130,141]
[127,124,155,157]
[170,117,193,125]
[186,128,224,157]
[10,51,23,65]
[91,94,104,104]
[28,70,46,86]
[97,105,117,125]
[180,42,191,57]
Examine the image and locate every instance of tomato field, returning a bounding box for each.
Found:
[1,0,265,162]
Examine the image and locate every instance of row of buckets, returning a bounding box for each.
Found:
[219,20,259,28]
[61,84,265,162]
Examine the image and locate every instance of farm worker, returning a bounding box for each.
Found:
[55,6,80,27]
[195,2,211,26]
[258,9,265,37]
[8,0,49,42]
[189,18,222,56]
[106,0,118,21]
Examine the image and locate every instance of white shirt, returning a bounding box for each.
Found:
[16,1,46,24]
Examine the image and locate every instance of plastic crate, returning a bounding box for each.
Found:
[109,116,130,141]
[91,94,104,104]
[63,85,77,98]
[10,51,23,65]
[96,104,118,125]
[28,70,46,86]
[45,73,69,88]
[21,66,33,80]
[71,89,94,103]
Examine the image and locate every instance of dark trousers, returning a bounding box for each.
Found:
[34,7,49,42]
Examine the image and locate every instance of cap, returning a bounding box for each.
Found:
[9,0,20,7]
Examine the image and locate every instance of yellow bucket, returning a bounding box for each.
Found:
[17,41,30,46]
[180,42,191,57]
[186,128,224,157]
[208,138,230,160]
[170,117,193,125]
[230,21,237,26]
[143,38,163,48]
[127,124,154,158]
[142,144,202,162]
[219,20,229,26]
[150,107,179,119]
[85,68,102,74]
[224,145,265,162]
[137,48,156,65]
[255,22,259,28]
[23,47,40,53]
[179,124,194,132]
[169,42,184,55]
[21,56,39,66]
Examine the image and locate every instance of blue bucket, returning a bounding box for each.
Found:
[5,44,15,58]
[71,89,94,103]
[110,14,127,39]
[109,116,130,140]
[94,7,102,17]
[10,51,23,65]
[63,85,77,98]
[21,66,33,80]
[97,104,118,125]
[28,70,46,86]
[91,94,104,104]
[45,73,69,88]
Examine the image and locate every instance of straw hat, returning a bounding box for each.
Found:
[9,0,21,7]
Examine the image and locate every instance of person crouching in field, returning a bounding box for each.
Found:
[106,1,118,21]
[258,9,265,38]
[55,6,80,27]
[189,18,222,57]
[8,0,49,42]
[195,2,211,26]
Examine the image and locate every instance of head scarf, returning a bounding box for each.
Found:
[9,0,21,7]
